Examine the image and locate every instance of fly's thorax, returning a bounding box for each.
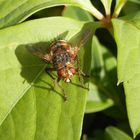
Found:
[50,40,71,54]
[52,51,71,69]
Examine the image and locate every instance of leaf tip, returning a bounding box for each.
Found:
[133,129,140,139]
[117,81,121,86]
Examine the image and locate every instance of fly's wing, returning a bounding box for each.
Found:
[28,46,46,58]
[77,28,92,48]
[69,26,93,49]
[27,45,51,62]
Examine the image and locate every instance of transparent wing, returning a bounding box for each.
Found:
[27,45,48,60]
[77,28,92,48]
[69,25,93,48]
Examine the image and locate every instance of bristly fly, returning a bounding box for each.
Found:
[29,29,92,100]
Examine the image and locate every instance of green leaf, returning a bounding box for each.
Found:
[85,36,120,113]
[112,14,140,137]
[0,91,36,140]
[113,0,127,17]
[63,6,93,21]
[105,126,133,140]
[123,1,140,15]
[128,0,140,4]
[62,7,114,113]
[0,17,95,140]
[0,0,103,29]
[120,11,140,26]
[67,0,104,20]
[86,83,114,113]
[100,0,112,15]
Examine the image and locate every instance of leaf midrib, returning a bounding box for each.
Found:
[0,64,46,126]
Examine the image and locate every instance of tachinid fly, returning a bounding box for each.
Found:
[29,29,92,100]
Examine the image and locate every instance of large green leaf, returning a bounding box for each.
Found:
[128,0,140,4]
[112,13,140,137]
[0,17,95,140]
[0,91,36,140]
[105,126,133,140]
[63,6,93,21]
[0,0,103,29]
[123,1,140,15]
[85,36,118,113]
[63,6,117,113]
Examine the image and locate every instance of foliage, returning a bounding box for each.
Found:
[0,0,140,140]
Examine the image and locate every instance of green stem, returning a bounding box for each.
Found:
[112,0,127,18]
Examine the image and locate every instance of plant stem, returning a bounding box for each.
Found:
[86,5,104,20]
[113,0,127,18]
[75,0,104,20]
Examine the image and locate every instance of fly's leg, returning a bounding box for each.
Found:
[77,56,84,87]
[45,68,56,80]
[45,68,67,101]
[80,71,90,78]
[57,77,68,101]
[76,57,89,89]
[45,67,56,90]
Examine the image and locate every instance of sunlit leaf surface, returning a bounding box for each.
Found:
[105,126,133,140]
[112,12,140,137]
[0,0,102,29]
[0,17,94,140]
